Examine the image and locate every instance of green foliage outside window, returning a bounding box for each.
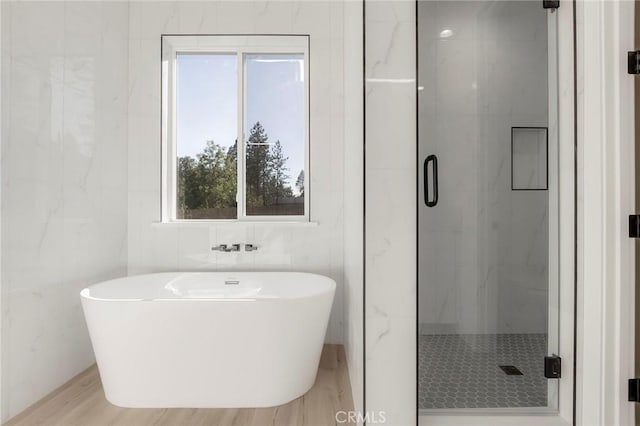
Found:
[177,121,304,219]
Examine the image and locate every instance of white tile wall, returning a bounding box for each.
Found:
[127,1,346,344]
[365,1,417,424]
[1,1,128,421]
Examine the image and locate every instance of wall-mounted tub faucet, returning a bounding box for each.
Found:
[211,244,241,252]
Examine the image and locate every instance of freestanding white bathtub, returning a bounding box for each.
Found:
[80,272,335,408]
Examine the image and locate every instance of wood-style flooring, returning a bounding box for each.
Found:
[5,344,354,426]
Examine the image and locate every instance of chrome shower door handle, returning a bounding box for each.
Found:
[424,154,438,207]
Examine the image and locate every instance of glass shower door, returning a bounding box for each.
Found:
[417,0,559,412]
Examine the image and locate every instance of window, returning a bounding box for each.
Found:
[161,35,309,221]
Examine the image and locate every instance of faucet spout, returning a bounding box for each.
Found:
[211,244,241,252]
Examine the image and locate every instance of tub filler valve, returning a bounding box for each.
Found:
[211,244,241,252]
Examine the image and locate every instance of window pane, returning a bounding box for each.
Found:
[175,54,237,219]
[244,54,305,216]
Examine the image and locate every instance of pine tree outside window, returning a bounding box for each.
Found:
[161,35,309,222]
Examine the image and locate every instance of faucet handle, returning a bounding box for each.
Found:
[245,244,258,252]
[211,244,227,251]
[229,244,241,252]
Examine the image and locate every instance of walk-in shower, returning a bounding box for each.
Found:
[418,0,559,412]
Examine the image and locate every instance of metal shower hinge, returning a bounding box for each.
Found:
[544,355,561,379]
[628,51,640,74]
[629,215,640,238]
[630,379,640,402]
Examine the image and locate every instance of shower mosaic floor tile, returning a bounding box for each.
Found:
[418,333,548,409]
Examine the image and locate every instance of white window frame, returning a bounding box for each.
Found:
[161,35,310,223]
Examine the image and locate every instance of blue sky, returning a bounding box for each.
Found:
[176,53,305,189]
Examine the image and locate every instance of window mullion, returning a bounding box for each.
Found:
[168,48,178,222]
[237,50,245,220]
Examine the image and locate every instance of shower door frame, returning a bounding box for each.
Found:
[415,0,576,423]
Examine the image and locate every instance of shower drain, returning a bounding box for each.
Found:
[499,365,524,376]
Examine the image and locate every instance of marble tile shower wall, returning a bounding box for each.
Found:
[1,2,129,420]
[365,1,417,424]
[126,1,346,343]
[418,1,550,335]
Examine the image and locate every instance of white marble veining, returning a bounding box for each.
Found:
[1,1,128,421]
[127,1,346,344]
[365,1,416,425]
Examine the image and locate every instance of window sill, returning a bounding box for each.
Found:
[151,220,319,228]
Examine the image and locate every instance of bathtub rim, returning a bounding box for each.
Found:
[80,271,336,303]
